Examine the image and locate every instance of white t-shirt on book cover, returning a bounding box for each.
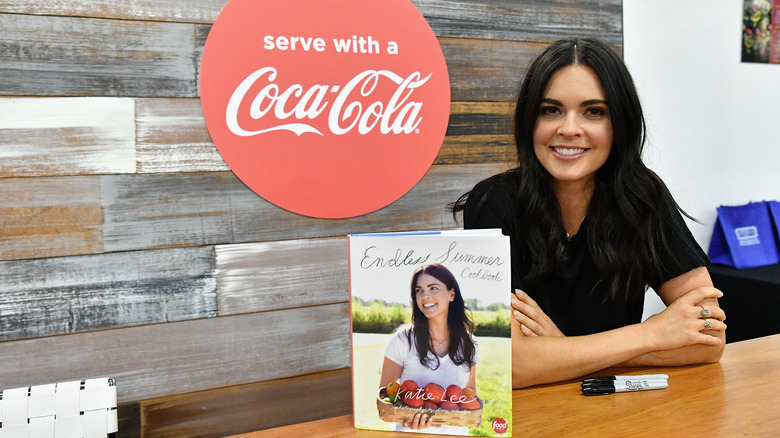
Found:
[384,326,478,390]
[383,326,479,435]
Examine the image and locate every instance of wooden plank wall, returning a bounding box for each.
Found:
[0,1,622,436]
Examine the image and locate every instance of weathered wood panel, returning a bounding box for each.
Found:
[100,172,247,251]
[216,238,348,316]
[440,36,548,101]
[0,246,216,342]
[441,101,515,164]
[446,101,514,137]
[0,303,351,403]
[0,97,136,177]
[135,98,513,173]
[0,13,584,101]
[0,0,227,23]
[0,176,103,261]
[0,0,622,45]
[441,134,515,165]
[0,13,198,97]
[195,24,209,86]
[116,402,142,438]
[0,96,512,178]
[138,368,352,437]
[135,98,227,173]
[100,163,506,254]
[416,0,623,45]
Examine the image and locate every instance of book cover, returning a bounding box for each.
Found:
[348,230,512,436]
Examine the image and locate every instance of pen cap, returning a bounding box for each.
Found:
[582,386,614,396]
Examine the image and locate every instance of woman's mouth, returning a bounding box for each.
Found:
[423,303,436,309]
[551,146,587,160]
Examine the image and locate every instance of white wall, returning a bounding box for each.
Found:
[624,0,780,318]
[625,0,780,247]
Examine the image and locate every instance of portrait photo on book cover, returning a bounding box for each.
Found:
[349,232,512,436]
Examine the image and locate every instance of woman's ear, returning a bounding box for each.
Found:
[449,289,455,302]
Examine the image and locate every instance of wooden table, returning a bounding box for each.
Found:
[231,334,780,437]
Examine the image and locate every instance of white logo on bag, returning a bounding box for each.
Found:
[225,67,430,137]
[735,226,760,246]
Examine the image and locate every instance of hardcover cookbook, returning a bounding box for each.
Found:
[348,230,512,436]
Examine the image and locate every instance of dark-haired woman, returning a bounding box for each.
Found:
[452,37,725,389]
[379,263,478,432]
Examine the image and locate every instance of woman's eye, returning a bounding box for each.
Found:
[586,107,606,117]
[540,106,560,116]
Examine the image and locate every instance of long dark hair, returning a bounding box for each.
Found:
[453,37,683,302]
[408,264,476,369]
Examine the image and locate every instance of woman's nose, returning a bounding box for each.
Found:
[558,113,582,137]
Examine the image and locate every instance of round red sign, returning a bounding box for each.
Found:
[200,0,450,218]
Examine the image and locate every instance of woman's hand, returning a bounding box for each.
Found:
[696,290,726,323]
[643,286,726,351]
[512,289,564,337]
[404,413,436,430]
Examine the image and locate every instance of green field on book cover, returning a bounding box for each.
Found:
[348,230,512,436]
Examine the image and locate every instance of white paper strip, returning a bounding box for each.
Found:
[54,415,83,438]
[80,378,116,411]
[83,409,108,438]
[29,415,55,438]
[107,408,119,434]
[54,381,80,419]
[0,423,29,438]
[28,384,57,418]
[2,387,28,427]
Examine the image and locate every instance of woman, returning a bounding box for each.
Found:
[379,263,478,432]
[451,37,725,388]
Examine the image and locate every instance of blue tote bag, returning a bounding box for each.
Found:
[769,201,780,244]
[708,201,780,268]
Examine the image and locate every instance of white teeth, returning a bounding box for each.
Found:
[423,303,436,308]
[554,147,586,155]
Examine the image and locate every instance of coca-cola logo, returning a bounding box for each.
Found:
[200,0,450,218]
[226,68,430,137]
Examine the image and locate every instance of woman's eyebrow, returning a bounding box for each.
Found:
[541,97,608,106]
[582,99,608,106]
[420,283,442,288]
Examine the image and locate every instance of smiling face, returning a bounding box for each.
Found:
[414,273,455,320]
[533,64,613,190]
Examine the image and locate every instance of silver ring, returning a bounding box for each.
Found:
[700,307,710,317]
[704,319,712,329]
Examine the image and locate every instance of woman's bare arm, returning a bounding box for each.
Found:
[618,266,725,366]
[511,267,725,388]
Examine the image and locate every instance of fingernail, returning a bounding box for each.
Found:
[514,310,521,318]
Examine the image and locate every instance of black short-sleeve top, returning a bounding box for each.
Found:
[463,171,710,336]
